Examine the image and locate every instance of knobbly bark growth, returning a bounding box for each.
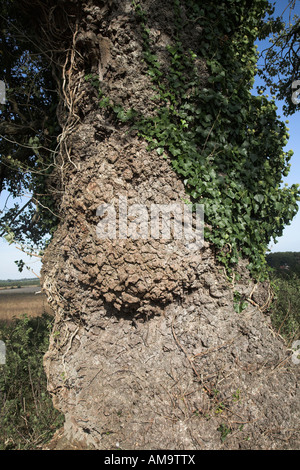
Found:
[8,0,299,449]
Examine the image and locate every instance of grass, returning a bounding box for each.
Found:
[0,290,52,322]
[0,282,60,450]
[0,313,64,450]
[269,272,300,346]
[265,253,300,347]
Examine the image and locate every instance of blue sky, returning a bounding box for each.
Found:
[0,0,299,280]
[0,237,42,280]
[255,0,300,253]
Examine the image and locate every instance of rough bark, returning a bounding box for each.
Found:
[34,0,300,449]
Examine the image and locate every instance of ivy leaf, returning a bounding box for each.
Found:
[254,194,264,204]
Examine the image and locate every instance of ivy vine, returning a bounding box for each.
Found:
[133,0,300,279]
[88,0,300,280]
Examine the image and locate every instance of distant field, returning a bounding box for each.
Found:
[0,285,53,322]
[0,278,41,289]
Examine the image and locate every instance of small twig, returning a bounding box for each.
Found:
[62,326,79,374]
[191,334,242,360]
[0,198,33,238]
[31,270,41,280]
[278,300,291,336]
[201,110,221,153]
[222,404,250,423]
[15,245,43,258]
[171,317,199,378]
[171,317,213,396]
[28,362,39,414]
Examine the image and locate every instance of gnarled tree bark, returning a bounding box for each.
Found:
[19,0,300,449]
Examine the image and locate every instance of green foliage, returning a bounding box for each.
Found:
[266,251,300,278]
[257,2,300,116]
[0,314,64,449]
[0,0,60,249]
[0,277,40,288]
[233,291,248,314]
[266,252,300,345]
[269,272,300,345]
[131,0,300,278]
[217,423,232,443]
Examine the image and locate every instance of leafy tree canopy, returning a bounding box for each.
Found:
[257,0,300,115]
[0,0,59,251]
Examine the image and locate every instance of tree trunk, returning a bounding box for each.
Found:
[30,0,300,449]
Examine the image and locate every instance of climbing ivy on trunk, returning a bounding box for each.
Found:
[129,0,300,278]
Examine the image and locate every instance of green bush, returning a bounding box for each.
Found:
[266,252,300,278]
[270,273,300,346]
[0,314,64,450]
